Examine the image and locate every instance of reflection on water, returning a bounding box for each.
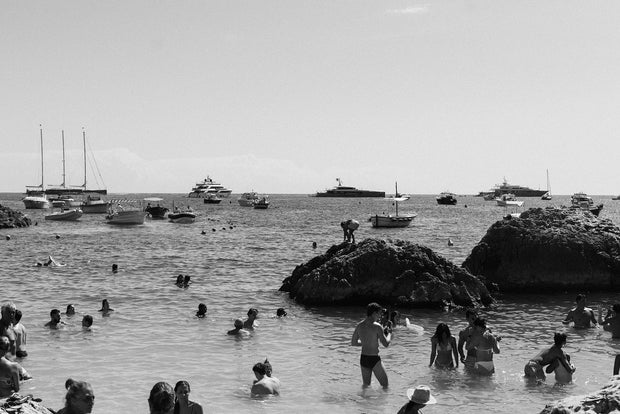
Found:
[0,193,619,413]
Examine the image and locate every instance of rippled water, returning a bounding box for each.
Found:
[1,193,619,413]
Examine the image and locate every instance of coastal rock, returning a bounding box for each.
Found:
[0,205,32,228]
[539,375,620,413]
[279,238,494,308]
[0,394,54,414]
[462,207,620,292]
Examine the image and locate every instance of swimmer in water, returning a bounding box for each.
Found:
[562,294,598,329]
[227,319,249,336]
[82,315,93,330]
[175,274,184,287]
[276,308,287,318]
[524,332,575,381]
[44,309,65,329]
[196,303,207,318]
[98,299,113,315]
[65,304,75,316]
[243,308,258,330]
[36,255,62,267]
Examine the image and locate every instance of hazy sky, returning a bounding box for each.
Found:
[2,1,620,194]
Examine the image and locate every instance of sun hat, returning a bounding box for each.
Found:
[406,385,437,405]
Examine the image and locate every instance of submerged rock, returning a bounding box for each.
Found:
[463,207,620,292]
[540,375,620,413]
[0,205,31,228]
[280,238,494,308]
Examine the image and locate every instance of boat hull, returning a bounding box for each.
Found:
[370,214,415,228]
[45,209,83,221]
[106,211,147,225]
[316,190,385,198]
[253,202,269,209]
[168,212,196,223]
[436,197,457,205]
[145,206,169,219]
[496,200,524,207]
[22,196,50,209]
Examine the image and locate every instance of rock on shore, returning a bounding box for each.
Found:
[280,238,494,308]
[540,375,620,413]
[0,394,54,414]
[462,207,620,292]
[0,205,31,228]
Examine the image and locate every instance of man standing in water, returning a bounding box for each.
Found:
[351,302,392,388]
[562,294,598,329]
[457,309,478,368]
[0,303,17,357]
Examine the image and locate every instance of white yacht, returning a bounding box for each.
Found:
[188,176,232,198]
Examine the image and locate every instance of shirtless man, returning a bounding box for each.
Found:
[13,310,27,358]
[466,317,500,375]
[457,309,478,368]
[227,319,250,336]
[562,294,597,329]
[0,336,20,397]
[524,332,575,381]
[350,302,392,388]
[243,308,258,330]
[44,309,65,329]
[599,304,620,338]
[250,362,280,395]
[0,303,17,357]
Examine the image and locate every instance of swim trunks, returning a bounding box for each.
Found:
[360,354,381,369]
[474,360,495,374]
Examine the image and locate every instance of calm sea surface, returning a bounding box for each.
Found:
[1,193,620,414]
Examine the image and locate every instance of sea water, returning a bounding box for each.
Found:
[0,193,619,413]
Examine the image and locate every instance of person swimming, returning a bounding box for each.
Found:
[276,308,287,318]
[99,299,113,315]
[196,303,207,318]
[227,319,249,336]
[65,304,75,316]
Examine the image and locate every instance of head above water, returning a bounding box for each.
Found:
[63,378,95,413]
[252,362,267,376]
[276,308,287,317]
[66,304,75,315]
[51,309,61,319]
[198,303,207,313]
[366,302,384,317]
[82,315,93,328]
[148,381,175,414]
[0,335,10,352]
[554,332,568,347]
[234,319,243,329]
[247,308,258,318]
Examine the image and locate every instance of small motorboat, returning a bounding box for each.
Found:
[144,197,169,219]
[571,192,603,216]
[106,202,147,225]
[203,194,222,204]
[495,193,524,207]
[253,196,270,209]
[436,192,457,205]
[168,202,196,223]
[45,208,83,221]
[238,191,259,207]
[81,194,110,214]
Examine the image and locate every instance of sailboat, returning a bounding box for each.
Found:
[370,182,416,228]
[22,126,51,209]
[541,170,552,200]
[78,128,110,213]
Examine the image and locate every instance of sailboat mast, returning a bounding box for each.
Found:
[82,127,87,190]
[395,182,399,216]
[61,130,66,188]
[39,125,44,189]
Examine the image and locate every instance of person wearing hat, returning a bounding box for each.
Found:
[397,385,437,414]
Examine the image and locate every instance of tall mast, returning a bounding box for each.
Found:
[61,130,66,188]
[395,182,399,216]
[39,124,44,189]
[82,127,87,189]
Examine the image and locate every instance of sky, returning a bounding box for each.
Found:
[2,0,620,195]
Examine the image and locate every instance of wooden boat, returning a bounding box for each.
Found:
[253,196,270,209]
[144,197,169,219]
[45,208,83,221]
[370,183,416,228]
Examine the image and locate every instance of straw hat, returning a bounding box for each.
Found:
[406,385,437,405]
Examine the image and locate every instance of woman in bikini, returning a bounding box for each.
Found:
[429,323,459,369]
[173,380,204,414]
[466,317,500,375]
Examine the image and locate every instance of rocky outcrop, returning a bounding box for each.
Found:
[0,394,54,414]
[540,376,620,413]
[0,205,31,228]
[463,207,620,292]
[280,238,494,308]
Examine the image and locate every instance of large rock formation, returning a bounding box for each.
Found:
[0,205,31,228]
[280,238,494,308]
[463,207,620,292]
[0,394,54,414]
[540,376,620,413]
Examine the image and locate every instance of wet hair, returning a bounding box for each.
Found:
[252,362,267,376]
[264,359,273,376]
[554,332,567,347]
[234,319,243,329]
[465,309,478,319]
[63,378,94,409]
[473,317,487,330]
[183,275,190,283]
[176,275,183,284]
[197,303,207,313]
[82,315,93,327]
[174,380,190,393]
[247,308,258,317]
[276,308,287,317]
[367,302,384,317]
[149,382,175,414]
[14,309,22,323]
[0,336,10,351]
[66,304,75,314]
[575,294,585,303]
[51,309,60,317]
[432,323,452,342]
